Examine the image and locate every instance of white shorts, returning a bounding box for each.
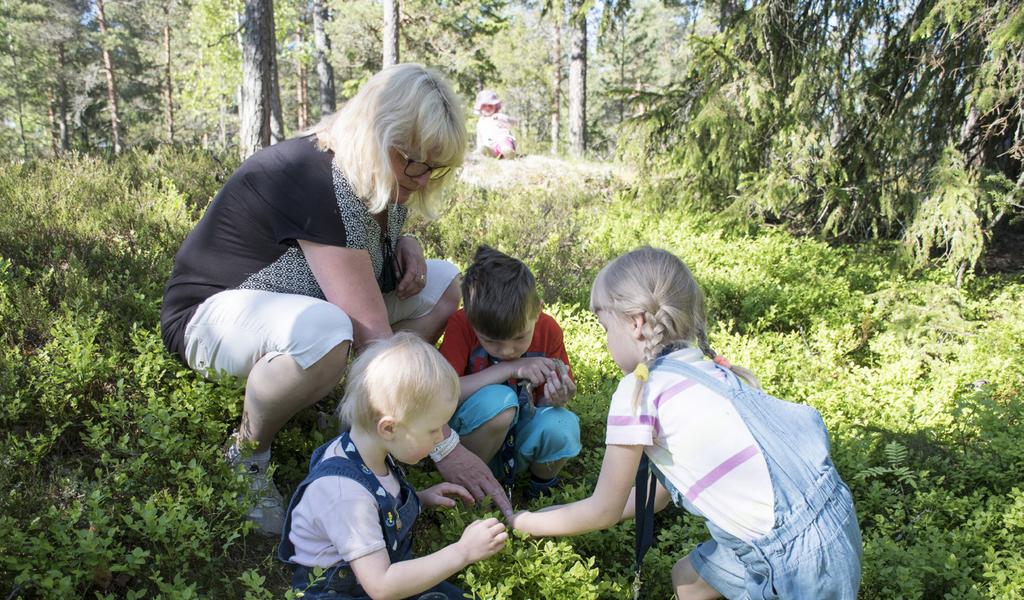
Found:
[183,259,460,379]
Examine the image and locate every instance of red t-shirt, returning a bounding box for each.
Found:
[438,310,573,398]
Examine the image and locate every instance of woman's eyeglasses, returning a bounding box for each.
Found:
[396,149,452,180]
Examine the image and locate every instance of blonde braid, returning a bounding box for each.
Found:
[631,307,675,413]
[696,326,762,390]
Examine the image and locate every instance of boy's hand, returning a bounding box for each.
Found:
[509,357,557,386]
[540,365,576,407]
[457,517,508,564]
[418,482,475,508]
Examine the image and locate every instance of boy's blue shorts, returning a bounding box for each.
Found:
[448,384,581,474]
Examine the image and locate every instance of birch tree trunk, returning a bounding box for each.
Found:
[382,0,399,68]
[239,0,273,158]
[95,0,123,154]
[312,0,335,116]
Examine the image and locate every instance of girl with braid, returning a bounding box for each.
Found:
[511,247,861,600]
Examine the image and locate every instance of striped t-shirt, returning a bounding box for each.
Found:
[606,348,775,541]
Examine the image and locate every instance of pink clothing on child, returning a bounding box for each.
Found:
[605,347,775,541]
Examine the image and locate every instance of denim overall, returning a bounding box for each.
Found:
[279,432,465,600]
[637,357,862,600]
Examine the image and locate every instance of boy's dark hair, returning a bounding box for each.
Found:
[461,245,541,339]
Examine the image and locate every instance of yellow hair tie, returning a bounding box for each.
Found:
[633,362,649,382]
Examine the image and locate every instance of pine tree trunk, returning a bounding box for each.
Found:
[296,31,308,130]
[269,1,285,144]
[550,5,561,155]
[567,0,587,157]
[239,0,274,158]
[382,0,399,68]
[163,13,175,144]
[48,89,59,156]
[6,33,29,160]
[56,43,70,152]
[312,0,335,116]
[95,0,123,154]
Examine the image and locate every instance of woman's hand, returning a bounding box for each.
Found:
[435,443,514,520]
[395,235,428,300]
[418,482,475,508]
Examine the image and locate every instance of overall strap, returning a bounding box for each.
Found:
[652,355,744,398]
[632,453,658,600]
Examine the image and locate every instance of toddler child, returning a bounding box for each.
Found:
[439,245,580,499]
[474,90,517,159]
[511,247,862,600]
[279,332,508,599]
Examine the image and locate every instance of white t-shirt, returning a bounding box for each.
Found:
[286,438,403,567]
[475,113,515,150]
[605,348,775,541]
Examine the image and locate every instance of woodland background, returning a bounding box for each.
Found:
[1,0,1023,598]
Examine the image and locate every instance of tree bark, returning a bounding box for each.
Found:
[382,0,399,68]
[312,0,335,116]
[239,0,274,158]
[56,43,70,152]
[550,4,561,155]
[567,0,587,157]
[95,0,123,154]
[269,4,285,144]
[163,6,175,144]
[296,30,308,130]
[48,89,59,156]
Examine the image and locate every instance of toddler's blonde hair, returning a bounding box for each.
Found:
[307,63,467,219]
[589,247,760,412]
[339,332,459,431]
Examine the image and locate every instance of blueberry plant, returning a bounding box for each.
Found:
[0,151,1021,598]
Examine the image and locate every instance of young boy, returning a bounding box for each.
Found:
[438,246,581,498]
[279,333,508,599]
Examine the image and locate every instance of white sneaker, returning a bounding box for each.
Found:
[243,462,286,536]
[225,434,286,536]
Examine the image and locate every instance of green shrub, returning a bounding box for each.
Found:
[1,151,1022,598]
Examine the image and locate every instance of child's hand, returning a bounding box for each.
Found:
[457,517,508,563]
[508,510,534,534]
[509,357,558,386]
[540,364,576,407]
[418,482,475,508]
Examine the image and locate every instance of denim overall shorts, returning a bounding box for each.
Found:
[646,357,862,599]
[279,431,466,599]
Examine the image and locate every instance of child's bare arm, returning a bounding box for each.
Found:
[511,444,643,536]
[619,479,672,521]
[348,518,507,600]
[457,357,558,402]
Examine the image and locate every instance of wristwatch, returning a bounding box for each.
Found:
[429,429,460,462]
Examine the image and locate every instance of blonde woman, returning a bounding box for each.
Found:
[161,64,513,535]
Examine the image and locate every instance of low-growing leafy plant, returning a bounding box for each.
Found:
[0,151,1022,599]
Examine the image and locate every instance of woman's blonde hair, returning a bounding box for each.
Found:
[338,332,459,431]
[589,247,760,412]
[307,63,467,218]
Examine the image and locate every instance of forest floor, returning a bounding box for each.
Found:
[459,152,636,192]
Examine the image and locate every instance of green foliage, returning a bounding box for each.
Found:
[1,151,1023,598]
[628,0,1024,278]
